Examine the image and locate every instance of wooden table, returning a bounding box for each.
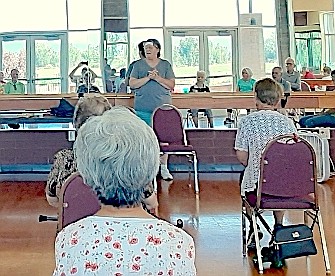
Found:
[302,79,334,87]
[1,92,335,111]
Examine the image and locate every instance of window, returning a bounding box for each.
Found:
[263,28,278,75]
[165,0,238,26]
[251,0,276,26]
[67,0,101,30]
[68,31,102,89]
[129,0,163,27]
[0,0,66,32]
[322,13,335,68]
[106,33,128,72]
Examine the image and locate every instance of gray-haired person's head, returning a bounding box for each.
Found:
[73,93,112,130]
[74,106,160,207]
[254,78,282,106]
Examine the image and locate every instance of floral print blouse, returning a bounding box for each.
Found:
[53,216,196,275]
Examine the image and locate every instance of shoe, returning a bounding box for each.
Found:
[160,167,173,181]
[253,247,285,269]
[247,227,263,250]
[271,259,285,269]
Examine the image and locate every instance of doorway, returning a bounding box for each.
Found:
[166,29,237,92]
[0,32,68,93]
[295,32,322,73]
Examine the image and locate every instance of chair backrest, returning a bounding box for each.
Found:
[301,81,311,92]
[258,134,317,199]
[152,104,187,145]
[58,172,101,230]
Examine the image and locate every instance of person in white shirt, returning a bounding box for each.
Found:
[235,78,297,248]
[315,66,332,91]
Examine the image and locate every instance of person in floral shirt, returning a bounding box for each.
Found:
[53,106,196,275]
[46,94,158,212]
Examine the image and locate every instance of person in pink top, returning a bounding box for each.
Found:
[301,67,316,79]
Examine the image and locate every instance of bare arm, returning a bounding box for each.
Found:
[149,70,175,90]
[88,68,98,81]
[236,150,248,166]
[129,76,151,89]
[69,62,82,81]
[155,75,175,90]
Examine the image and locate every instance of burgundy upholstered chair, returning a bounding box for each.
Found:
[301,80,312,92]
[152,104,199,193]
[242,134,331,273]
[58,172,101,231]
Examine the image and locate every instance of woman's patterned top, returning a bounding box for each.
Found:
[235,110,297,195]
[53,216,196,275]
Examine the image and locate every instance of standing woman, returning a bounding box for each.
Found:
[129,39,175,181]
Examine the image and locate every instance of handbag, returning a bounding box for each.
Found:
[50,99,75,118]
[273,224,317,260]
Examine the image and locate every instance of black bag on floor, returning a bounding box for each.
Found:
[273,224,317,260]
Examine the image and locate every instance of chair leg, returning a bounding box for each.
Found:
[193,153,199,194]
[252,211,264,273]
[185,113,194,128]
[304,210,309,225]
[317,212,331,273]
[242,202,247,257]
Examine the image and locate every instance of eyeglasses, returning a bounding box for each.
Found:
[286,63,293,65]
[13,84,17,90]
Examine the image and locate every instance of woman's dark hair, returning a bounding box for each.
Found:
[145,38,161,58]
[120,68,126,78]
[138,41,145,58]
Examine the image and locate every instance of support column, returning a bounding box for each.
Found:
[275,0,292,66]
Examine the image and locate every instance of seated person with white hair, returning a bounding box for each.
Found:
[53,106,196,275]
[46,94,157,211]
[189,70,214,128]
